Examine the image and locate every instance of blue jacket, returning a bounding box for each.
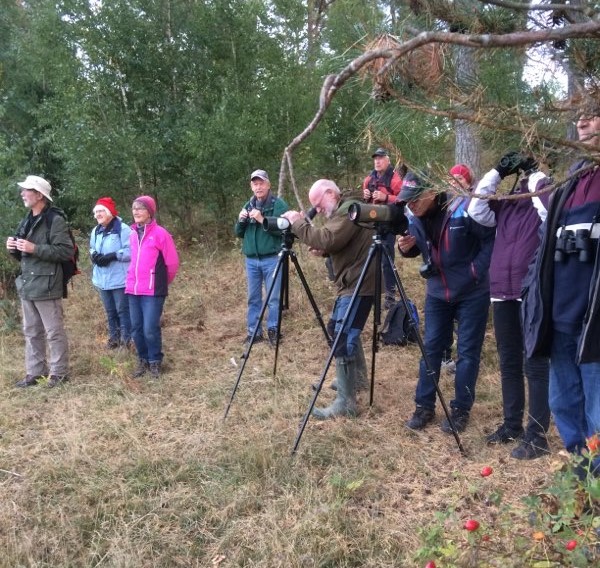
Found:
[89,217,131,291]
[403,195,495,302]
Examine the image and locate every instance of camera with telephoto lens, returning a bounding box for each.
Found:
[554,228,592,263]
[348,203,408,235]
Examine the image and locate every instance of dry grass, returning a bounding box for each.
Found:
[0,242,567,567]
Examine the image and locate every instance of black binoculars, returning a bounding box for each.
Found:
[554,228,593,263]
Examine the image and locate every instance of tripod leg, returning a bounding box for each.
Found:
[292,243,377,454]
[224,252,286,420]
[271,252,287,375]
[382,245,466,456]
[289,251,332,345]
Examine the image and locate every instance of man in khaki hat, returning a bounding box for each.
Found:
[6,175,73,388]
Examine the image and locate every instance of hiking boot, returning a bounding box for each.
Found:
[406,406,435,430]
[511,433,550,460]
[441,407,470,433]
[243,334,264,347]
[15,375,42,388]
[106,337,120,349]
[267,328,280,347]
[47,375,69,388]
[149,361,161,379]
[132,359,149,378]
[485,423,524,444]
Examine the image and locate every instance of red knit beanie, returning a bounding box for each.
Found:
[94,196,118,217]
[449,164,473,186]
[134,195,157,218]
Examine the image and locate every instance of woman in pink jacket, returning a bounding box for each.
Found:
[125,195,179,379]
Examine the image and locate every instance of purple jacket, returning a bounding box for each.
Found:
[467,169,549,300]
[125,220,179,296]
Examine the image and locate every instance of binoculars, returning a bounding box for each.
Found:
[554,228,593,263]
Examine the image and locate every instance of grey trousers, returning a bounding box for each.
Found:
[21,298,69,376]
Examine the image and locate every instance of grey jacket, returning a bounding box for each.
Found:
[10,207,73,301]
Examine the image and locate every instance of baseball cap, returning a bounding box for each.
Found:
[398,171,431,202]
[371,147,389,158]
[250,169,269,181]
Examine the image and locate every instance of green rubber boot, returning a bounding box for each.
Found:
[330,338,368,392]
[312,357,357,420]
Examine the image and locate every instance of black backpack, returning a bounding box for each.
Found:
[45,207,80,298]
[381,298,420,346]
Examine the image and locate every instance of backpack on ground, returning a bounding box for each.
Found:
[45,207,80,298]
[381,298,420,346]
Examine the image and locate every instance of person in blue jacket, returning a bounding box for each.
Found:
[90,197,132,349]
[397,171,495,433]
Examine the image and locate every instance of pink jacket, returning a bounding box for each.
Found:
[125,220,179,296]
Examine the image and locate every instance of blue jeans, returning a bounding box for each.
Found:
[415,292,489,412]
[331,295,373,358]
[99,287,131,343]
[549,330,600,455]
[128,295,166,363]
[246,255,281,335]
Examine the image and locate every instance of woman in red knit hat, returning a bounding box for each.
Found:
[90,196,132,349]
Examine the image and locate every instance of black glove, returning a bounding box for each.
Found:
[495,151,522,179]
[519,156,538,175]
[90,251,100,265]
[95,252,117,267]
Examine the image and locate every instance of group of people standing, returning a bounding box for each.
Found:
[6,180,179,384]
[236,109,599,474]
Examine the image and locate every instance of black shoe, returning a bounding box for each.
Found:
[243,334,264,347]
[485,423,524,444]
[149,362,161,379]
[106,337,120,349]
[132,359,149,378]
[406,406,435,430]
[267,328,280,347]
[47,375,69,388]
[15,375,42,388]
[511,433,550,460]
[441,408,470,433]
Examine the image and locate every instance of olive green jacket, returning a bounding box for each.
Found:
[291,198,375,297]
[10,207,73,301]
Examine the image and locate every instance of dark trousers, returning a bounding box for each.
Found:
[493,301,550,436]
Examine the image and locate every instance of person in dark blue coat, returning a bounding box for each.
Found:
[397,171,495,433]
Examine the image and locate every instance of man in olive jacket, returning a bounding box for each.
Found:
[6,175,73,388]
[282,179,375,419]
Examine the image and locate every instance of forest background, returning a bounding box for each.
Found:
[1,1,600,566]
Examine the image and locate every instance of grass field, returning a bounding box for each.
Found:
[0,241,589,567]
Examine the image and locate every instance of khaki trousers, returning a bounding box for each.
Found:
[21,298,69,376]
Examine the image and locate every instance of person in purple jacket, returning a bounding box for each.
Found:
[522,103,600,475]
[125,195,179,379]
[468,153,551,460]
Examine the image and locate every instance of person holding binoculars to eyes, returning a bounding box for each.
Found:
[397,170,495,434]
[362,148,403,310]
[235,169,288,348]
[468,152,551,460]
[522,102,600,475]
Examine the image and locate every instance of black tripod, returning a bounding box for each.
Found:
[223,229,331,420]
[292,223,466,455]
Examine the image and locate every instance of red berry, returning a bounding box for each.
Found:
[480,466,493,477]
[464,519,480,531]
[425,562,436,568]
[566,540,577,551]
